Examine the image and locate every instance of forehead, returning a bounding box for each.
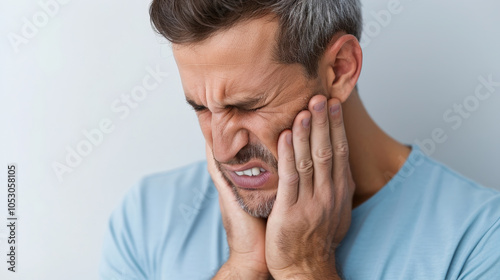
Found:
[173,15,278,71]
[172,16,294,98]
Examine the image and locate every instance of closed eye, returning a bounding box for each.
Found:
[223,105,265,112]
[186,99,208,112]
[192,104,208,112]
[249,105,265,112]
[186,98,265,113]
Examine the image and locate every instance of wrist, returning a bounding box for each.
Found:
[271,261,339,280]
[274,270,340,280]
[218,257,270,280]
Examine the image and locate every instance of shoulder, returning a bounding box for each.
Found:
[412,150,500,208]
[138,160,210,196]
[99,161,218,279]
[414,156,500,279]
[115,161,211,215]
[406,147,500,246]
[385,145,500,245]
[114,160,217,235]
[393,145,500,204]
[133,160,218,222]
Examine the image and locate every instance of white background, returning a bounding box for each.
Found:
[0,0,499,279]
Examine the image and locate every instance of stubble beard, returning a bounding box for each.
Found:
[215,144,278,219]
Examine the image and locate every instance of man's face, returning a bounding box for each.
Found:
[173,17,323,218]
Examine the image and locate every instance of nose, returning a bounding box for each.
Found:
[211,111,249,163]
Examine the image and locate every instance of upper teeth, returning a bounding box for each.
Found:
[235,167,266,176]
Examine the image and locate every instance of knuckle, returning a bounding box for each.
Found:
[331,118,343,129]
[285,153,296,164]
[298,134,310,144]
[322,194,335,208]
[315,147,333,163]
[349,181,356,194]
[297,159,314,174]
[334,141,349,159]
[347,177,356,194]
[315,116,329,127]
[334,183,346,200]
[330,114,344,128]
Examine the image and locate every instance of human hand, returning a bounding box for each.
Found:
[265,95,356,279]
[206,144,270,280]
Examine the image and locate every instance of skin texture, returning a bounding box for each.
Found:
[176,16,319,218]
[173,15,411,280]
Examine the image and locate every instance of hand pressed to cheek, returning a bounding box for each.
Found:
[273,95,337,210]
[266,95,355,278]
[326,98,356,242]
[275,109,313,207]
[205,144,271,278]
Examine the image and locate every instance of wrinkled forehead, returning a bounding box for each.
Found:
[172,15,278,68]
[171,16,285,93]
[171,15,315,106]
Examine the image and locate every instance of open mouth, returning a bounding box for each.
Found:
[225,163,272,190]
[234,167,267,176]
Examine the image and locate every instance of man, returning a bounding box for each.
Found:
[100,1,500,279]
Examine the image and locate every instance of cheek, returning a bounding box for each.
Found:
[251,112,295,156]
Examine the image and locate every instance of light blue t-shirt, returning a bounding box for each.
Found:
[99,145,500,279]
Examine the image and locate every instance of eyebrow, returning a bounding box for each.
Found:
[185,96,264,111]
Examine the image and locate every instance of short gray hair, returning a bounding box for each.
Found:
[150,0,363,77]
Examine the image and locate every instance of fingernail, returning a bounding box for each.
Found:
[302,117,310,128]
[286,133,292,145]
[330,103,340,115]
[314,101,326,112]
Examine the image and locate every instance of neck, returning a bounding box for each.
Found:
[342,88,411,208]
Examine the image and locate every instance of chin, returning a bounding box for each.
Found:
[233,188,277,218]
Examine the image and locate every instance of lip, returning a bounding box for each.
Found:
[223,160,272,189]
[223,160,269,172]
[228,170,271,190]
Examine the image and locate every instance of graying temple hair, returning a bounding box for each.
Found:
[150,0,363,77]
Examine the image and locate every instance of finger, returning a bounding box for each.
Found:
[206,143,234,214]
[276,130,299,208]
[205,143,217,176]
[291,110,313,199]
[205,143,236,204]
[308,95,333,195]
[327,99,351,201]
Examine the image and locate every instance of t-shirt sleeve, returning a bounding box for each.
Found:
[99,183,148,280]
[458,216,500,279]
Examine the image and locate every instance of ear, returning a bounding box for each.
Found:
[319,34,363,102]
